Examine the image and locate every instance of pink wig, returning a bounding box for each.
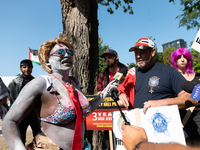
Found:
[171,48,194,74]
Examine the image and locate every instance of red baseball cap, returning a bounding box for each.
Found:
[129,38,155,52]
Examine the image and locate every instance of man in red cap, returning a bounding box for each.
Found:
[117,38,197,113]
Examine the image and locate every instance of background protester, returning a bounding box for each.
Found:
[171,48,195,81]
[7,59,41,145]
[97,49,127,94]
[0,77,9,120]
[97,49,128,150]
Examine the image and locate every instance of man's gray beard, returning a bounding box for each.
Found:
[137,57,152,68]
[137,51,152,69]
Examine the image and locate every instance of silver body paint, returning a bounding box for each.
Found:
[2,44,118,150]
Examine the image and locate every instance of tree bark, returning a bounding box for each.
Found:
[60,0,98,95]
[60,0,101,149]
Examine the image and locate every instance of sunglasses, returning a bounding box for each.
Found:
[50,49,74,57]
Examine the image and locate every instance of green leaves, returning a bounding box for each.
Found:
[98,36,110,75]
[98,0,134,14]
[163,46,176,66]
[190,49,200,73]
[170,0,200,30]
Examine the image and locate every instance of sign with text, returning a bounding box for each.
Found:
[192,29,200,52]
[86,95,127,130]
[191,84,200,101]
[112,105,186,150]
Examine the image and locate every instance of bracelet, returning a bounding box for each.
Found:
[132,141,146,150]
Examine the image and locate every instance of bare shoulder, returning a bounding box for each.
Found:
[22,75,48,94]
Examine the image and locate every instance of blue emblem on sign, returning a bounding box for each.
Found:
[148,110,171,136]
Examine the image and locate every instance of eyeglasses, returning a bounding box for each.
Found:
[50,49,74,57]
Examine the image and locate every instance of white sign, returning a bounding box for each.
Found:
[1,76,17,87]
[192,29,200,52]
[112,105,186,150]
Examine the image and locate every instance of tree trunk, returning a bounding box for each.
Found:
[60,0,98,95]
[60,0,101,149]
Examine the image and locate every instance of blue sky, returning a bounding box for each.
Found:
[0,0,198,78]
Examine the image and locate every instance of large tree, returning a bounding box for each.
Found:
[60,0,99,95]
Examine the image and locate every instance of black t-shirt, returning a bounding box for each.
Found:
[20,76,34,91]
[134,62,186,108]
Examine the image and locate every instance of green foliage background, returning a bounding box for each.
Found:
[98,36,110,76]
[163,46,176,66]
[97,0,200,73]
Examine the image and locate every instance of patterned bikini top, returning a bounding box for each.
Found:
[39,75,92,124]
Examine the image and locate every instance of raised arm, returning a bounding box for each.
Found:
[89,80,119,111]
[2,77,45,150]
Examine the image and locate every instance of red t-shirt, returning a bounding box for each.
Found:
[109,71,118,82]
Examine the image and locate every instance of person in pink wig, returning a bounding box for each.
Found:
[171,48,195,81]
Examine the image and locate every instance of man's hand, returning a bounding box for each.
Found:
[118,93,129,108]
[121,125,148,150]
[143,100,168,114]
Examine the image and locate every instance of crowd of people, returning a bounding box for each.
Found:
[0,35,200,150]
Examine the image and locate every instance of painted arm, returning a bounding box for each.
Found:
[89,80,119,111]
[143,90,197,113]
[2,77,45,150]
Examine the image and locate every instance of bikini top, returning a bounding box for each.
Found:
[39,75,92,124]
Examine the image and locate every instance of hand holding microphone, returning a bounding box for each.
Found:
[111,72,130,125]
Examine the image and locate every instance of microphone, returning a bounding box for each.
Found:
[107,72,125,94]
[113,72,125,84]
[110,72,125,96]
[111,72,130,125]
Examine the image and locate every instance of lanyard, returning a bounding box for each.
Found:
[51,74,83,150]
